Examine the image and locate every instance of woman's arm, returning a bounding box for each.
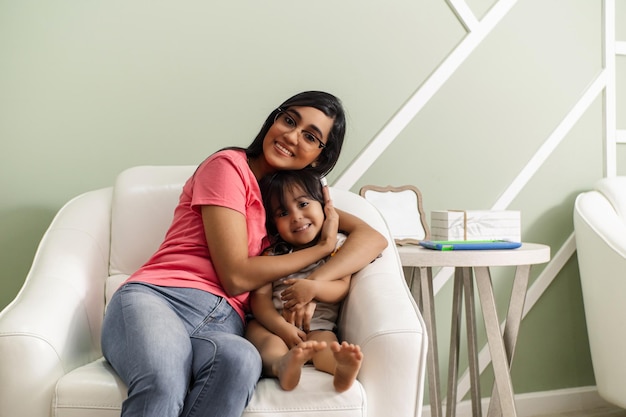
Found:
[306,207,387,282]
[202,205,337,296]
[306,186,387,282]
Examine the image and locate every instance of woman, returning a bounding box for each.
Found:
[101,91,387,417]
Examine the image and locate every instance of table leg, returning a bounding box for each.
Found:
[486,264,531,417]
[473,267,517,417]
[445,268,463,417]
[462,267,482,417]
[418,266,443,417]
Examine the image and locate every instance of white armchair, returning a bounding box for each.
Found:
[0,165,428,417]
[573,176,626,409]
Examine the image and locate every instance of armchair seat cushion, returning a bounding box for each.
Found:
[54,358,366,417]
[54,359,126,417]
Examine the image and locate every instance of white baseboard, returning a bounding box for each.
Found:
[420,386,617,417]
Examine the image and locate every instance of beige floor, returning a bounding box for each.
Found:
[423,405,626,417]
[532,406,626,417]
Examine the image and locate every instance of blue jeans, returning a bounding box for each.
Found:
[101,282,262,417]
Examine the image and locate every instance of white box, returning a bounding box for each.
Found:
[430,210,521,241]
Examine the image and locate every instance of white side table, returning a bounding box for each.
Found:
[397,243,550,417]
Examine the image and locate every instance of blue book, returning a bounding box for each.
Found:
[419,240,522,251]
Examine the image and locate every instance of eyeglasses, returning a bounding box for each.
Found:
[273,108,326,150]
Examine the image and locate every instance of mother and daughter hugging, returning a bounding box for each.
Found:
[101,91,388,417]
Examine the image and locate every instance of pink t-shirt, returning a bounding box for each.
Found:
[126,149,269,321]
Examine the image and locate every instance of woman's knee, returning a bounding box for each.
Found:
[218,335,262,398]
[225,333,261,370]
[194,333,261,383]
[231,335,262,377]
[124,370,188,416]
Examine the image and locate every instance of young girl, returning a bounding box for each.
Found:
[101,91,387,417]
[246,170,364,392]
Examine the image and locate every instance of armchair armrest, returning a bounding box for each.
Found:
[339,245,427,417]
[331,187,427,417]
[0,188,113,417]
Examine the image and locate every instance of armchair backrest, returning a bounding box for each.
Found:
[109,165,197,277]
[106,165,197,303]
[595,176,626,221]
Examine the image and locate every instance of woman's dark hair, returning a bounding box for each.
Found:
[245,91,346,177]
[259,170,325,240]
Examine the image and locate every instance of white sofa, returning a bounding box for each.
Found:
[573,176,626,409]
[0,165,428,417]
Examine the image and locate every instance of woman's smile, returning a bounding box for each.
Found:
[274,141,295,158]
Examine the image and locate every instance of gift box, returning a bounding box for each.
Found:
[430,210,521,241]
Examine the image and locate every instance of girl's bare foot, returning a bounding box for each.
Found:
[331,341,363,392]
[274,341,328,391]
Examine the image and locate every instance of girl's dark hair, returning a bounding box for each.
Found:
[245,91,346,177]
[259,170,325,240]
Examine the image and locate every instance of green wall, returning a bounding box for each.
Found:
[1,0,625,402]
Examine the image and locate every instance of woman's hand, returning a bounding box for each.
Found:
[282,301,317,333]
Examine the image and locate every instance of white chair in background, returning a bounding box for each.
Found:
[574,176,626,409]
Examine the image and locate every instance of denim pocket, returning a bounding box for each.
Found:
[191,296,244,338]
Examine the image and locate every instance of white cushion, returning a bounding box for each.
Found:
[54,358,366,417]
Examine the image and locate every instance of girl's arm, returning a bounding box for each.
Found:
[202,205,337,296]
[281,275,351,309]
[250,283,307,348]
[280,274,352,330]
